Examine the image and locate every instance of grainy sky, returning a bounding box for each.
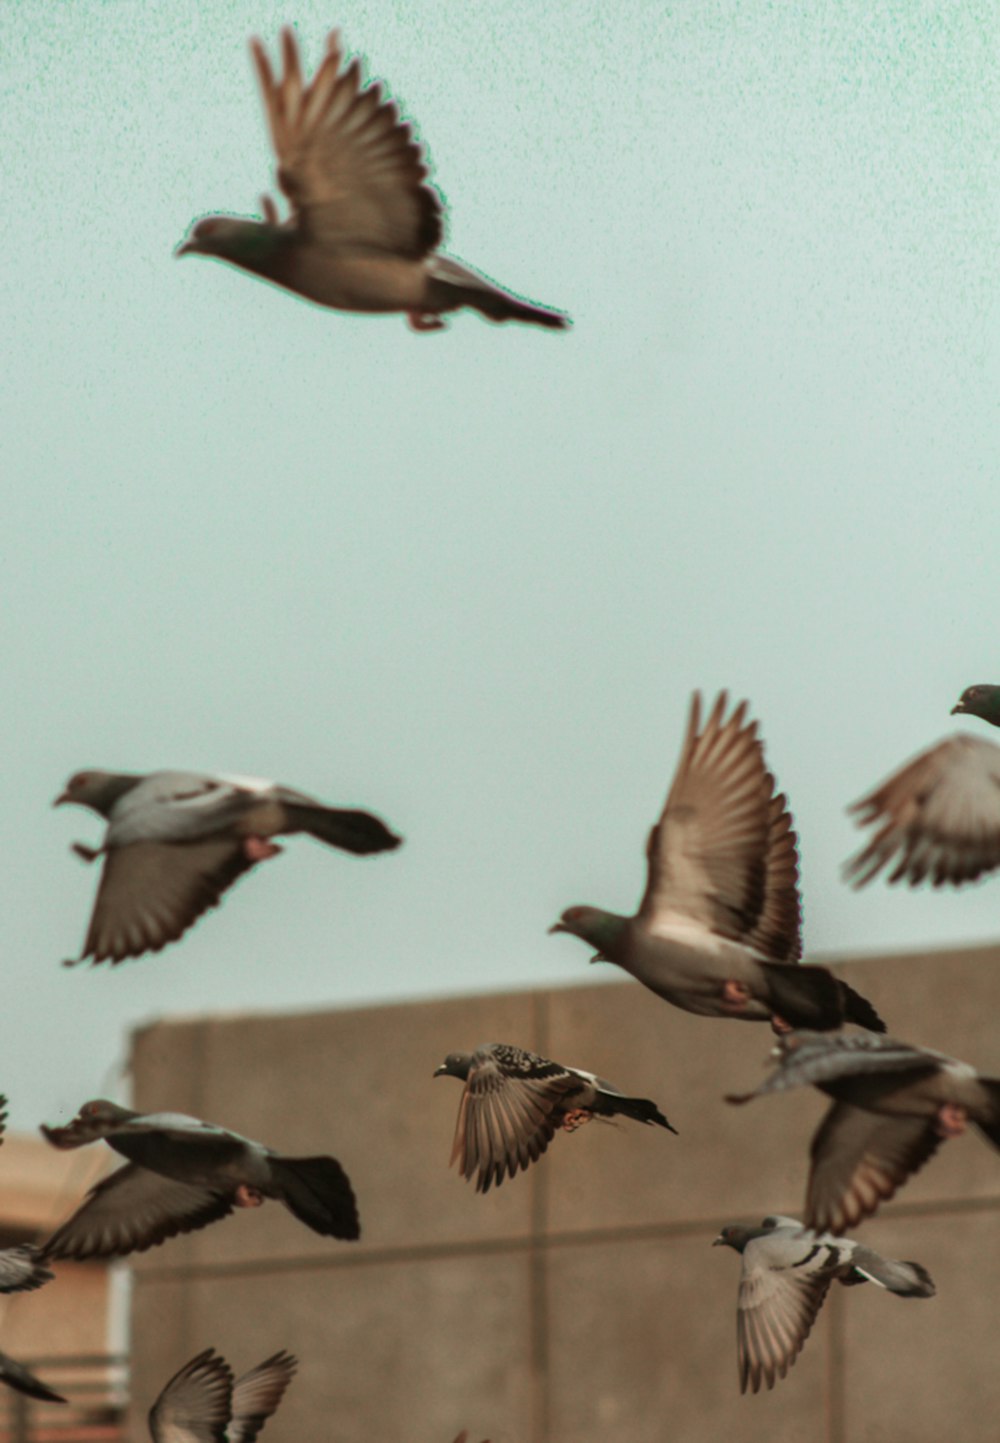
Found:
[3,1,997,1125]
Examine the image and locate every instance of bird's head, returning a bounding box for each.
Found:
[54,770,119,811]
[175,215,279,263]
[952,684,1000,727]
[548,905,623,962]
[714,1217,786,1252]
[434,1052,472,1081]
[40,1098,134,1149]
[713,1224,753,1253]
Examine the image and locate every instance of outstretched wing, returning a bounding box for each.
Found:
[736,1235,833,1393]
[41,1165,236,1261]
[149,1349,234,1443]
[71,840,257,964]
[229,1352,298,1443]
[806,1103,942,1234]
[846,734,1000,887]
[640,693,798,956]
[251,29,443,257]
[450,1046,583,1193]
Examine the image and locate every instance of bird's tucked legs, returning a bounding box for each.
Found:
[561,1109,594,1132]
[935,1103,968,1139]
[721,979,751,1014]
[243,836,282,862]
[233,1184,265,1208]
[407,311,446,332]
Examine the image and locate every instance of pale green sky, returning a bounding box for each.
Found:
[3,0,998,1124]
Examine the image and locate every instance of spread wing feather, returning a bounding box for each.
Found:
[251,28,443,257]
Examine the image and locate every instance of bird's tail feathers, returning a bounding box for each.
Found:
[598,1092,678,1134]
[847,1248,935,1297]
[288,804,401,856]
[269,1156,360,1240]
[762,962,884,1033]
[427,258,569,330]
[839,979,887,1033]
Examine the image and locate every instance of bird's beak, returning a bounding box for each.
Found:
[951,702,966,715]
[174,240,196,258]
[712,1235,725,1246]
[589,952,608,965]
[548,922,567,935]
[433,1064,447,1078]
[52,791,70,808]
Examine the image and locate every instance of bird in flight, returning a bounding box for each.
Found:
[434,1043,675,1192]
[40,1098,360,1260]
[551,691,885,1033]
[714,1213,934,1394]
[728,1030,1000,1233]
[177,28,569,332]
[148,1347,296,1443]
[847,684,1000,887]
[55,767,401,964]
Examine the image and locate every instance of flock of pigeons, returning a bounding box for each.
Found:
[17,18,1000,1441]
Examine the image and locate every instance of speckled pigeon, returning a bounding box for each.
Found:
[39,1099,360,1261]
[176,28,568,333]
[847,684,1000,887]
[714,1214,934,1394]
[550,691,885,1033]
[434,1043,676,1192]
[728,1030,1000,1232]
[55,767,401,964]
[149,1348,296,1443]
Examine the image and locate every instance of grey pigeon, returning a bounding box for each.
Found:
[728,1031,1000,1233]
[39,1099,360,1261]
[0,1353,66,1405]
[847,684,1000,887]
[434,1044,676,1192]
[149,1347,296,1443]
[550,692,885,1033]
[714,1213,934,1394]
[55,767,401,964]
[0,1098,52,1294]
[176,28,568,333]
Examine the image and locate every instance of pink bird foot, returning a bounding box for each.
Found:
[721,979,751,1013]
[561,1109,594,1132]
[243,836,282,862]
[770,1014,794,1036]
[407,311,446,332]
[233,1184,265,1208]
[935,1103,968,1139]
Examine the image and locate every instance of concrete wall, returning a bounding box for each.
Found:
[127,943,1000,1443]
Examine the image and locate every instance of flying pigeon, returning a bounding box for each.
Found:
[728,1030,1000,1232]
[149,1348,296,1443]
[0,1353,66,1405]
[550,692,885,1033]
[714,1213,934,1394]
[0,1099,53,1294]
[176,28,569,332]
[434,1043,676,1192]
[39,1099,360,1261]
[55,767,401,964]
[846,684,1000,887]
